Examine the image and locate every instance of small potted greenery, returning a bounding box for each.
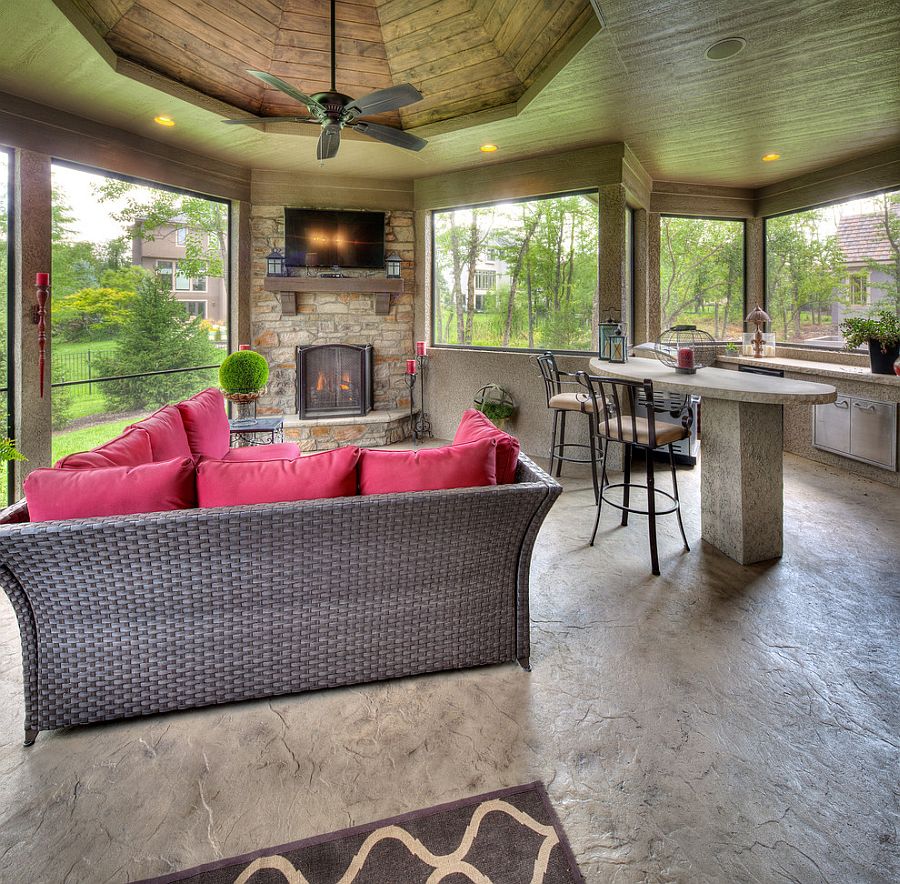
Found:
[219,349,270,423]
[474,384,516,429]
[840,308,900,375]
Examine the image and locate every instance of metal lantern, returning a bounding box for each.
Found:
[653,325,716,374]
[386,253,402,279]
[608,325,628,363]
[266,247,286,277]
[598,318,621,361]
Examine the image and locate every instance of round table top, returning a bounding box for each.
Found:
[587,357,837,405]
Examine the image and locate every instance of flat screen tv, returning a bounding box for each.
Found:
[284,209,385,269]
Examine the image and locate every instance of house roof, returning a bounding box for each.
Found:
[837,209,898,265]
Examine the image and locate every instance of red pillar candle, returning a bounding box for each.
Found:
[239,344,251,350]
[415,341,427,357]
[677,346,694,370]
[35,272,50,286]
[406,359,417,375]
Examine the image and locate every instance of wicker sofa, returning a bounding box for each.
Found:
[0,454,560,745]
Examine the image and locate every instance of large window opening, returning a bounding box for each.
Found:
[50,163,229,463]
[432,192,599,351]
[765,190,899,347]
[659,216,745,339]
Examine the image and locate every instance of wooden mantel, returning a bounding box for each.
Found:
[264,276,404,316]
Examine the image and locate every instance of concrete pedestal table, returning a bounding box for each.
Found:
[588,357,837,565]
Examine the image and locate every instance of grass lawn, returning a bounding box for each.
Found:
[51,417,134,463]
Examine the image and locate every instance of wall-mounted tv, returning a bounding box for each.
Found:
[284,209,386,269]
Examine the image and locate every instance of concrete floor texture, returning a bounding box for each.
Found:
[0,452,898,883]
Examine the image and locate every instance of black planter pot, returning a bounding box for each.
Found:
[867,339,900,375]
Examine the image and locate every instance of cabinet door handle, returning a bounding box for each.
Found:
[834,400,850,409]
[852,402,876,412]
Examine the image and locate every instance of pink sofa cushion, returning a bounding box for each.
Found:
[54,426,153,470]
[129,405,192,462]
[25,457,196,522]
[221,442,301,462]
[359,438,497,496]
[196,446,360,508]
[176,388,231,459]
[453,408,520,484]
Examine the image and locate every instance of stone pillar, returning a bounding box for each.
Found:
[231,200,252,349]
[745,216,764,314]
[13,149,52,494]
[632,207,649,343]
[700,399,784,564]
[597,184,627,324]
[647,212,661,338]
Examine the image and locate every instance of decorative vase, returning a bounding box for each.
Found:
[867,340,900,375]
[223,389,263,425]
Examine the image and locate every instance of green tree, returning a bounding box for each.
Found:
[54,286,137,342]
[864,192,900,314]
[94,273,222,412]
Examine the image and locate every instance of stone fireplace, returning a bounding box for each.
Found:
[250,206,415,450]
[296,344,373,419]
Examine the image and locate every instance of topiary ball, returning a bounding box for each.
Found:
[219,350,269,394]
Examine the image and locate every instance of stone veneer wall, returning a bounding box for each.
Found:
[249,206,416,418]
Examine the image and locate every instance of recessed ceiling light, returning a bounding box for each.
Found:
[762,153,781,162]
[705,37,746,61]
[154,115,176,127]
[480,143,498,153]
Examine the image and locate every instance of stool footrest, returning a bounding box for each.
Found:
[599,482,680,517]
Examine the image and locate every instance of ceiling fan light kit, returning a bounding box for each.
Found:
[224,0,427,161]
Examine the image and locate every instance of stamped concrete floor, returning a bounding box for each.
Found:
[0,452,898,883]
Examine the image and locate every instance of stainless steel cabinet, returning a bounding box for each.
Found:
[814,395,897,470]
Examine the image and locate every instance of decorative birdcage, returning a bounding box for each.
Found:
[474,384,516,428]
[653,325,716,374]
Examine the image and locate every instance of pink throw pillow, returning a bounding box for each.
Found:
[196,446,361,508]
[128,405,192,462]
[453,408,520,484]
[25,457,196,522]
[54,426,153,469]
[359,438,497,495]
[176,388,231,459]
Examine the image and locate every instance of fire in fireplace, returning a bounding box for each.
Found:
[296,344,374,418]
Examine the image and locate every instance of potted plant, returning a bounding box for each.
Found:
[840,308,900,375]
[219,349,270,424]
[474,384,516,429]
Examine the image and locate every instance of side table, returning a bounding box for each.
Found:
[229,417,285,447]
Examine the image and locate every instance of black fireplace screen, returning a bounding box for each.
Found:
[296,344,374,418]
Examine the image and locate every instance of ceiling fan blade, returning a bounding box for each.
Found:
[317,123,342,160]
[222,116,317,125]
[352,121,427,152]
[346,83,423,117]
[246,70,324,114]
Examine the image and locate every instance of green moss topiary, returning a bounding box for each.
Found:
[219,350,269,394]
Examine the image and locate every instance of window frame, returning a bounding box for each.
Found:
[174,226,187,246]
[2,147,15,504]
[429,188,600,354]
[181,299,208,319]
[762,185,899,350]
[658,213,748,342]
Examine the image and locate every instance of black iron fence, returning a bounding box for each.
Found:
[53,349,115,397]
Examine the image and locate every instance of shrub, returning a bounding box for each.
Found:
[840,308,900,352]
[219,350,269,394]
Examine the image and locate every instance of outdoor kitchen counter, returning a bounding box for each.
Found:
[716,354,900,386]
[588,357,837,566]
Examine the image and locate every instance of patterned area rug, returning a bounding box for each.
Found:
[138,782,584,883]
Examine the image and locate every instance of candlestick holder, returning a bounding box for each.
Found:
[414,353,433,439]
[33,276,51,397]
[404,372,418,448]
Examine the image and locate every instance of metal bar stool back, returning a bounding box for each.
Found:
[534,352,603,503]
[576,371,690,576]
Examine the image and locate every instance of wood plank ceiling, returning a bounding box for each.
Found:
[67,0,594,128]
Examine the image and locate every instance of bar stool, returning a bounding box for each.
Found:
[576,371,690,576]
[534,351,603,503]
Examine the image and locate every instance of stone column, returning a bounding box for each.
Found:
[631,207,649,343]
[597,184,627,324]
[700,399,784,564]
[647,212,661,339]
[745,216,765,314]
[231,199,252,349]
[13,149,52,494]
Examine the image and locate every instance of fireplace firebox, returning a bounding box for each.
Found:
[296,344,374,418]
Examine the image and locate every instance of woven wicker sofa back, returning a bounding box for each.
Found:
[0,455,560,741]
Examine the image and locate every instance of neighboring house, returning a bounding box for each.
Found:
[473,245,511,312]
[131,219,228,327]
[832,209,898,324]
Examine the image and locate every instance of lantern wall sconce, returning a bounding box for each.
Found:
[385,253,402,279]
[745,304,772,358]
[266,247,286,277]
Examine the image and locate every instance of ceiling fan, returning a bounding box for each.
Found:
[224,0,427,161]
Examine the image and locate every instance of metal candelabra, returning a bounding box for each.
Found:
[414,353,432,440]
[404,372,418,448]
